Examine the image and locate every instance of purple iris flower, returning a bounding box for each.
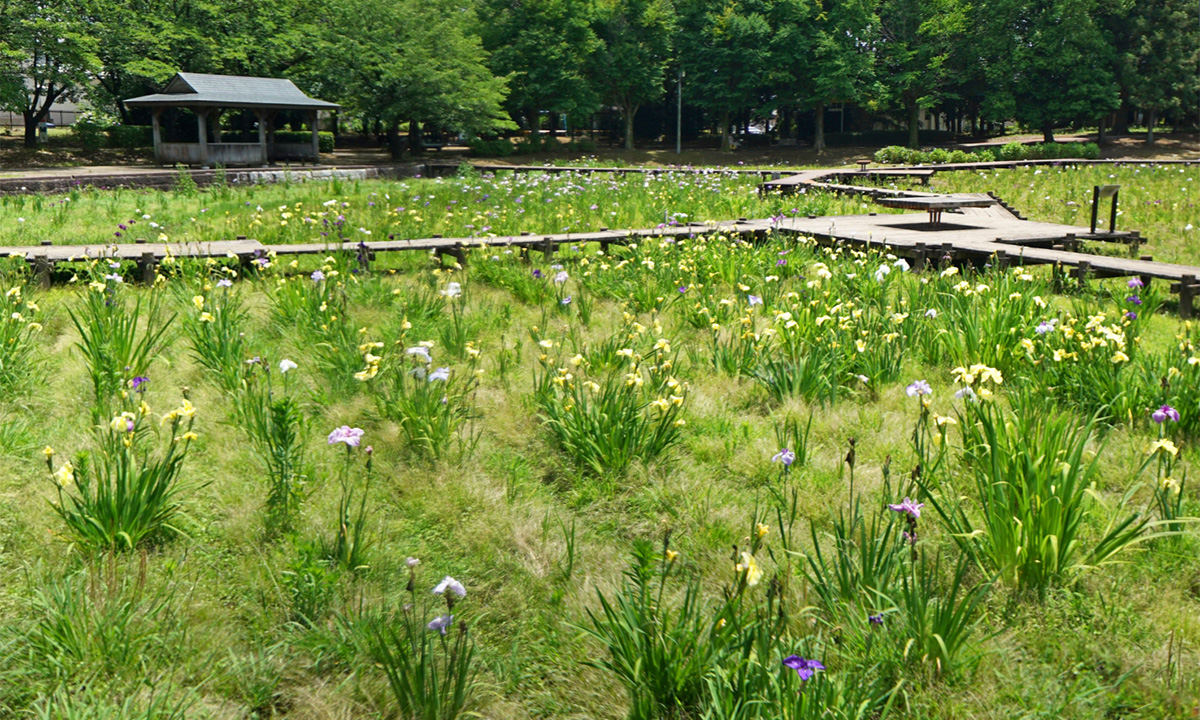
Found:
[1128,278,1144,288]
[532,269,543,279]
[1125,311,1137,320]
[772,448,796,466]
[888,497,924,519]
[1036,321,1054,335]
[130,376,148,392]
[782,655,825,681]
[1126,295,1142,305]
[327,425,364,447]
[1152,405,1180,424]
[427,614,454,635]
[868,614,884,625]
[678,286,688,293]
[905,380,932,397]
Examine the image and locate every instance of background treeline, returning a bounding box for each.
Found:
[0,0,1196,154]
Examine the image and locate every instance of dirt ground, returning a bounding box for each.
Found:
[0,129,1195,177]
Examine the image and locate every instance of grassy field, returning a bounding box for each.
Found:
[0,168,892,248]
[0,169,1197,720]
[919,164,1199,266]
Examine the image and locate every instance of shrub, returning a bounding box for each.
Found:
[467,137,514,157]
[107,125,153,149]
[273,130,335,153]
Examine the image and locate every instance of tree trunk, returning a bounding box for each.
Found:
[24,112,38,148]
[1113,101,1130,134]
[549,111,559,137]
[408,119,424,155]
[1097,115,1107,146]
[814,100,826,153]
[720,110,731,151]
[1042,124,1054,143]
[527,107,538,137]
[624,105,636,150]
[387,123,405,160]
[907,101,920,149]
[1146,108,1157,144]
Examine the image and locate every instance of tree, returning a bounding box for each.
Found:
[678,0,772,151]
[480,0,601,136]
[985,0,1120,143]
[319,0,513,158]
[875,0,964,148]
[1120,0,1200,143]
[771,0,877,152]
[589,0,675,150]
[0,0,99,147]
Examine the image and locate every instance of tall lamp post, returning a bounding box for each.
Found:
[676,69,684,155]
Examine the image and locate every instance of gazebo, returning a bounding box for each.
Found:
[125,73,339,167]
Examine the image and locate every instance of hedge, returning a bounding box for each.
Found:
[873,141,1099,165]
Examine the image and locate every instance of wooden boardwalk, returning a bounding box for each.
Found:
[4,158,1199,316]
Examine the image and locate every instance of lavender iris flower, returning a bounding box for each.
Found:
[748,294,762,306]
[311,270,326,282]
[905,380,932,397]
[433,576,467,597]
[888,497,924,519]
[327,425,364,447]
[772,448,796,466]
[429,367,451,382]
[217,278,233,288]
[1128,278,1144,288]
[427,614,454,635]
[1152,405,1180,423]
[782,655,825,681]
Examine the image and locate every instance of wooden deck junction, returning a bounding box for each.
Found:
[4,159,1198,316]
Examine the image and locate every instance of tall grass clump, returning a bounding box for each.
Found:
[0,282,44,396]
[181,274,250,392]
[359,565,479,720]
[235,358,311,535]
[45,392,199,552]
[533,329,687,477]
[925,399,1154,595]
[69,270,174,417]
[362,332,481,462]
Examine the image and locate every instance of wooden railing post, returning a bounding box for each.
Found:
[138,251,157,285]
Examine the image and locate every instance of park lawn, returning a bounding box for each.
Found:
[0,168,1196,719]
[922,164,1200,266]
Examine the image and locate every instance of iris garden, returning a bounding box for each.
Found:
[0,167,1196,719]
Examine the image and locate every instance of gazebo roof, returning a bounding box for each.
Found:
[125,73,339,111]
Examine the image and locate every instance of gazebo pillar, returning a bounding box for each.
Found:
[151,108,163,165]
[255,110,269,166]
[309,110,320,163]
[196,108,209,168]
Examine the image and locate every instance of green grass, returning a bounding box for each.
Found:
[0,169,1196,719]
[918,164,1200,266]
[0,168,879,248]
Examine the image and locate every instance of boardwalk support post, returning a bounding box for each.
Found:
[913,242,927,272]
[33,255,53,289]
[1138,256,1153,288]
[137,251,157,285]
[542,235,555,261]
[1173,275,1197,320]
